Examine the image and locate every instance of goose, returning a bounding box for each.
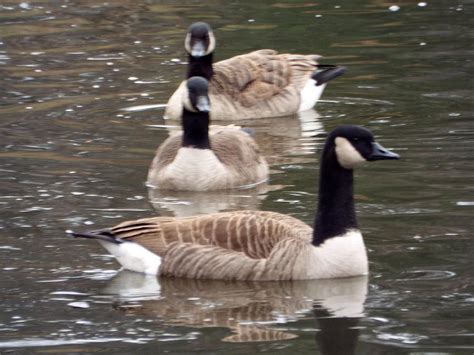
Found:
[70,125,399,280]
[164,22,346,121]
[147,76,268,191]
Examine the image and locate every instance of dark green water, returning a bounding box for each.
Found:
[0,0,473,353]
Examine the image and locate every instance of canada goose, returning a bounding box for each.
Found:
[164,22,346,121]
[70,125,399,280]
[147,76,269,191]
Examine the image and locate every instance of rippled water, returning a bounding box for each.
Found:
[1,0,473,353]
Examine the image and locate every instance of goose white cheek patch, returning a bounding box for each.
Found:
[335,137,366,169]
[182,89,197,112]
[207,32,216,54]
[184,32,215,56]
[184,33,192,54]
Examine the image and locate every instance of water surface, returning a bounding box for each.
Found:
[0,0,473,353]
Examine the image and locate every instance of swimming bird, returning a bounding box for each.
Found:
[164,22,346,121]
[147,76,268,191]
[70,125,399,280]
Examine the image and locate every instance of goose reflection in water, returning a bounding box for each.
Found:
[249,109,325,163]
[148,182,273,217]
[102,272,366,348]
[147,109,325,217]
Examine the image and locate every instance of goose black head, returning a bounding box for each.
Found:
[185,22,215,58]
[330,125,399,169]
[183,76,211,113]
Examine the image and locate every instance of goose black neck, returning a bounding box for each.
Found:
[181,108,211,149]
[187,53,214,80]
[313,144,357,246]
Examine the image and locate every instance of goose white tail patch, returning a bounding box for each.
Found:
[298,79,326,112]
[98,240,161,275]
[335,137,366,169]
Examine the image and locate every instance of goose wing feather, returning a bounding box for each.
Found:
[210,128,266,174]
[212,50,290,106]
[211,50,320,106]
[148,134,181,172]
[98,211,312,261]
[160,235,310,281]
[284,53,321,90]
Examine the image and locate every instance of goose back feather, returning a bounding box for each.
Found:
[99,211,311,259]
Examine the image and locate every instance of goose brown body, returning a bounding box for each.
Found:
[165,50,324,121]
[147,126,268,190]
[86,211,323,281]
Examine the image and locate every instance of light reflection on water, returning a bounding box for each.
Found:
[0,0,473,353]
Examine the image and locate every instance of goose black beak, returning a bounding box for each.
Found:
[367,142,400,161]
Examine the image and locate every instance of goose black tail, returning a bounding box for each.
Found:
[67,229,124,244]
[312,66,347,86]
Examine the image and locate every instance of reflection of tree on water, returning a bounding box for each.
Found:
[102,272,366,345]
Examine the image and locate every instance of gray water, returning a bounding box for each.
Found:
[0,0,473,353]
